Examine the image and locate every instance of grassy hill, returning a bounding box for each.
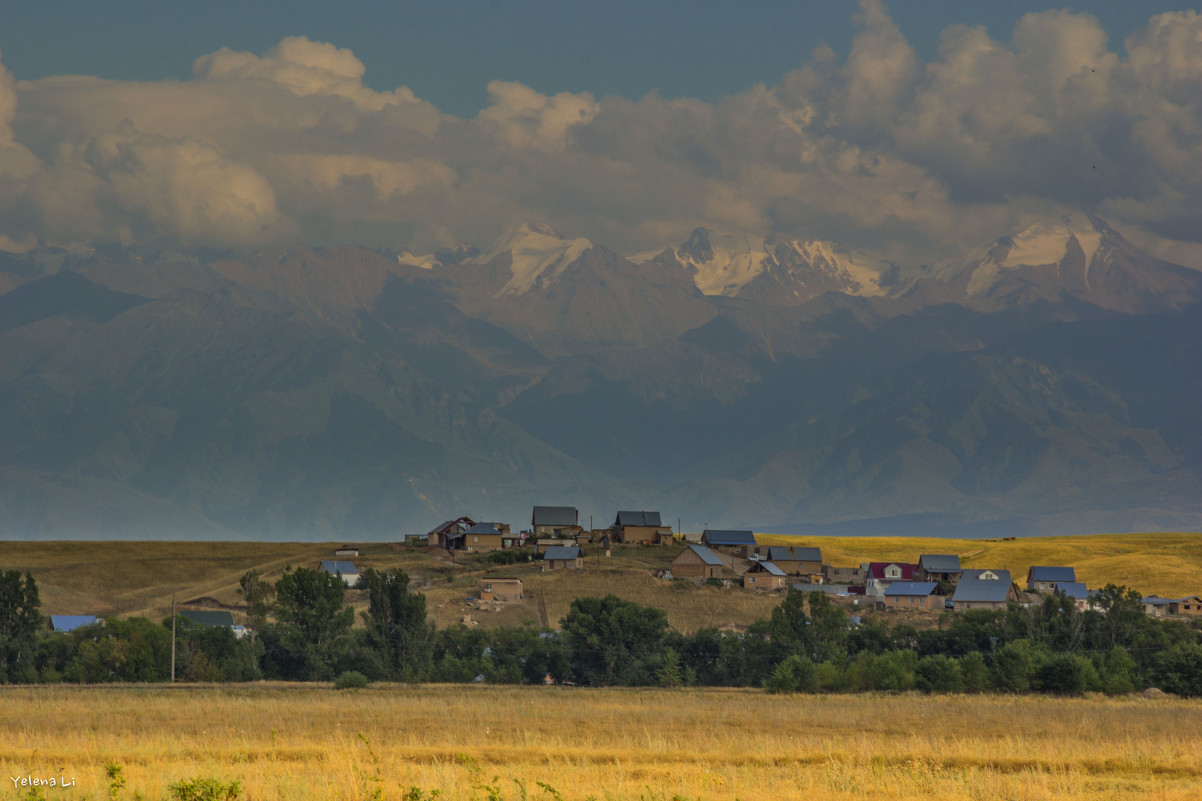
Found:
[2,532,1199,634]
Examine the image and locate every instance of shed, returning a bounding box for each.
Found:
[671,544,724,578]
[743,560,788,590]
[179,610,236,628]
[49,615,98,632]
[480,577,523,602]
[319,560,361,587]
[883,581,943,610]
[542,546,584,571]
[333,547,360,557]
[1027,566,1076,594]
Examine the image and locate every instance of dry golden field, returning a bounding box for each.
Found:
[1,684,1200,801]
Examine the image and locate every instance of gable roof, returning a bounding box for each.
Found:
[768,546,822,562]
[615,511,663,527]
[533,506,578,527]
[919,554,962,573]
[427,517,474,537]
[961,568,1012,584]
[321,560,358,575]
[866,562,918,580]
[180,610,235,627]
[1028,566,1076,583]
[751,561,787,576]
[543,546,583,561]
[681,544,723,566]
[884,581,939,597]
[1058,582,1090,600]
[50,615,98,632]
[702,529,756,546]
[953,578,1012,604]
[464,522,502,536]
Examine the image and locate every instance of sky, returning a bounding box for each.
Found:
[0,0,1200,265]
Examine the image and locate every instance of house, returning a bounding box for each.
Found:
[764,546,823,577]
[701,530,757,556]
[1057,582,1094,611]
[427,517,475,548]
[952,574,1017,611]
[1027,566,1076,594]
[459,522,508,553]
[864,562,918,598]
[824,565,866,585]
[532,506,584,539]
[480,577,523,602]
[542,546,584,571]
[883,582,944,610]
[49,615,98,632]
[612,511,672,544]
[319,560,361,587]
[333,547,360,557]
[1173,596,1202,616]
[961,568,1010,582]
[1142,596,1177,618]
[534,537,581,555]
[743,561,788,590]
[671,544,724,578]
[180,610,236,628]
[917,554,962,583]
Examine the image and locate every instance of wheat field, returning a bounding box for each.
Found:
[1,684,1199,801]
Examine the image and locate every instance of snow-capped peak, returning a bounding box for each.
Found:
[996,214,1102,268]
[480,223,592,295]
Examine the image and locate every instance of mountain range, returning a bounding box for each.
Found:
[2,214,1200,539]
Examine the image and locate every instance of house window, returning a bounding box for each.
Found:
[474,536,479,542]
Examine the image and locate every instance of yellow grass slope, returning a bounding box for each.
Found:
[1,685,1200,801]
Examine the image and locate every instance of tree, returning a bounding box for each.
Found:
[561,595,668,686]
[915,654,964,693]
[1090,584,1147,650]
[271,567,354,680]
[768,589,847,664]
[0,571,42,683]
[238,570,275,634]
[1154,642,1202,697]
[360,568,432,681]
[763,654,816,694]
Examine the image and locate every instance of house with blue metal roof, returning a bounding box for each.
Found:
[671,544,724,578]
[918,554,962,583]
[952,575,1017,611]
[701,530,757,555]
[883,581,944,610]
[1027,566,1076,594]
[542,546,584,571]
[765,546,823,576]
[743,560,788,590]
[532,506,583,539]
[319,560,361,587]
[49,615,98,633]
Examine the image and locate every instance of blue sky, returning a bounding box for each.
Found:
[0,1,1199,265]
[1,0,1159,117]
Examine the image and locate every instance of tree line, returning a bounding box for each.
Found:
[2,567,1201,696]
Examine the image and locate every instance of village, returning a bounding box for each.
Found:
[43,505,1202,637]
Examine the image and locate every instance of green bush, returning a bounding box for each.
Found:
[763,654,816,694]
[334,670,370,690]
[166,777,241,801]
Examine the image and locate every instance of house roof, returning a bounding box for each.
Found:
[702,529,756,546]
[1028,566,1076,582]
[1059,582,1090,600]
[427,517,474,537]
[543,546,583,561]
[50,614,97,632]
[768,546,822,562]
[615,511,663,527]
[752,561,787,577]
[884,581,939,597]
[180,610,235,627]
[682,544,724,566]
[533,506,578,527]
[464,522,502,536]
[919,554,962,573]
[961,568,1012,584]
[953,578,1012,604]
[1142,596,1177,606]
[866,562,918,580]
[321,560,358,575]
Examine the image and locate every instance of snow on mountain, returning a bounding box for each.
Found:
[632,227,890,301]
[478,223,592,295]
[945,214,1106,296]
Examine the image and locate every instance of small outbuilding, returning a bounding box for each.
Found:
[743,561,788,590]
[480,577,523,602]
[319,560,361,587]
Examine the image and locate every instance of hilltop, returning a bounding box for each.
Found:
[3,532,1198,633]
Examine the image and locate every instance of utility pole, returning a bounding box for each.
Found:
[171,591,177,683]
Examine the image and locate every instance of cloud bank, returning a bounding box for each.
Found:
[1,3,1200,265]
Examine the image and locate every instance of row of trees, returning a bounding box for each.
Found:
[3,567,1201,696]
